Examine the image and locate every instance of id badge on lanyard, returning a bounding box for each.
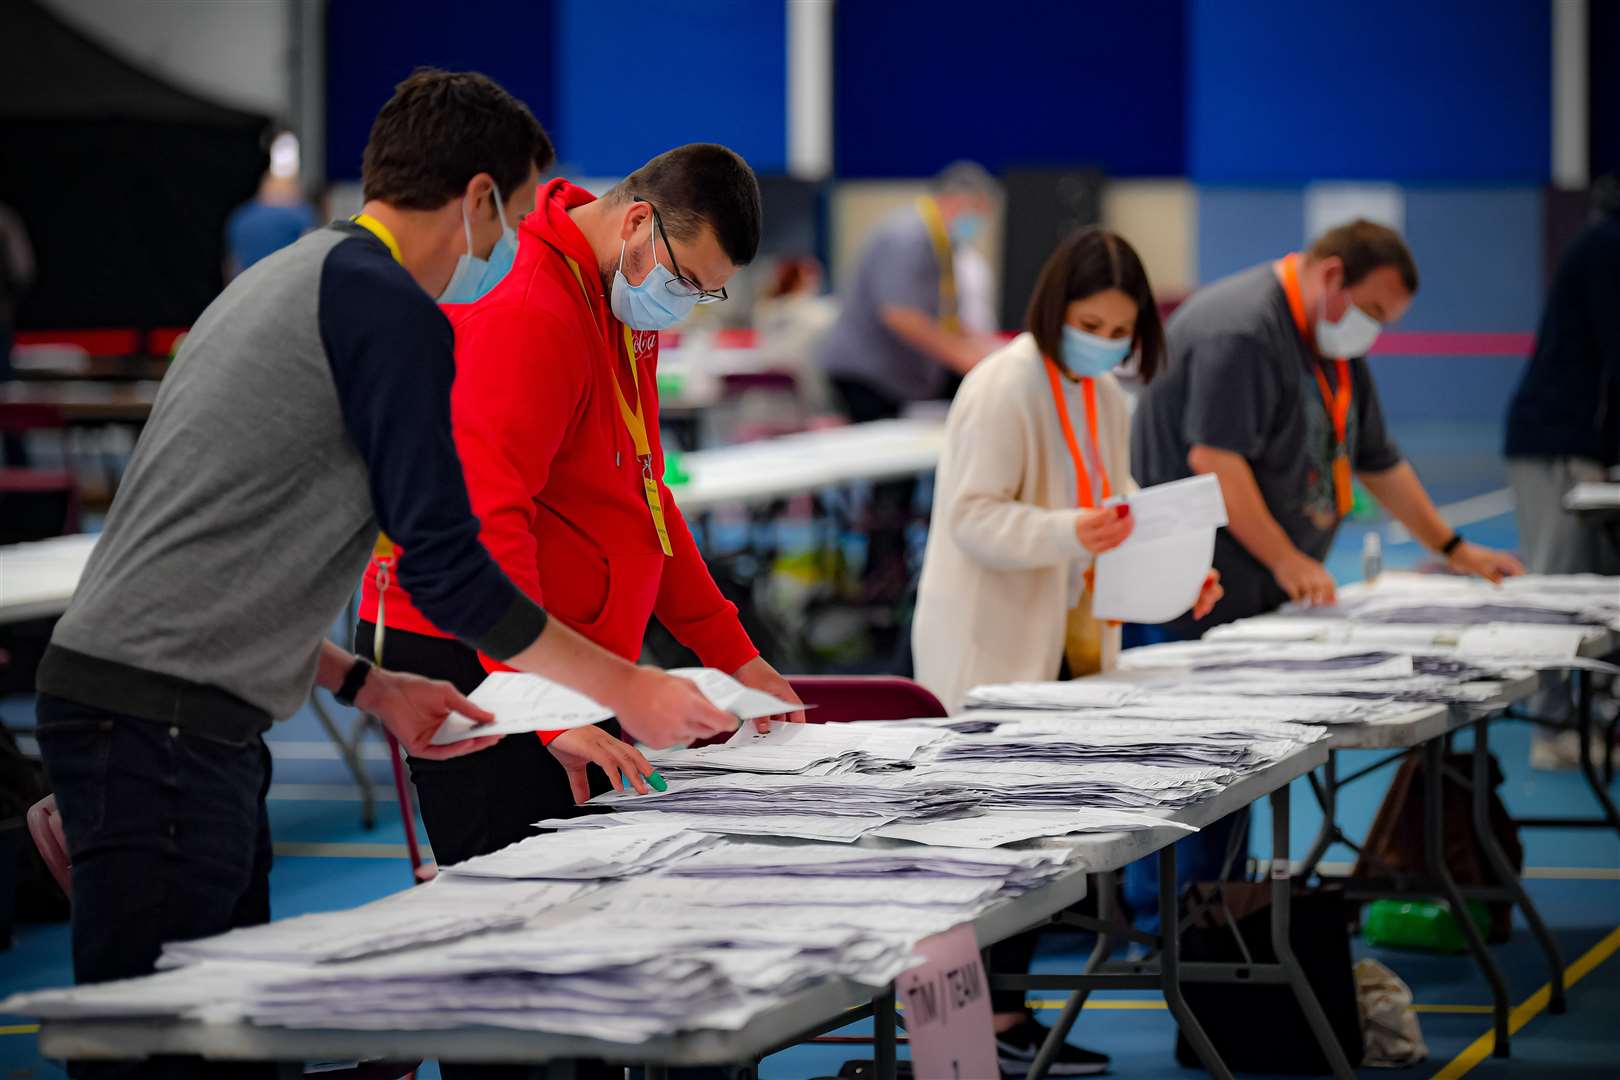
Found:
[1275,253,1355,519]
[352,212,405,664]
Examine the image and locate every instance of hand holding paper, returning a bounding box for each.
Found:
[1091,474,1229,623]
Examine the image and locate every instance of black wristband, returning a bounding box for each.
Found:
[1440,532,1464,557]
[335,657,373,707]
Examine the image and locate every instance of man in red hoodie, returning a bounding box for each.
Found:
[358,145,802,892]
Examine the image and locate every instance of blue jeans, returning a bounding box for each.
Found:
[36,693,275,1079]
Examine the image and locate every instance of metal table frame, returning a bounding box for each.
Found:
[38,748,1328,1080]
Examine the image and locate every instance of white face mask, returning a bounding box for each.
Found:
[1314,287,1381,357]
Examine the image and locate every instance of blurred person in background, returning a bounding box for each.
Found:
[224,130,316,280]
[1504,174,1620,769]
[815,160,1004,609]
[0,199,36,464]
[753,255,838,417]
[914,227,1221,1076]
[1126,219,1522,932]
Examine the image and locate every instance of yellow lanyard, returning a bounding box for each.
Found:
[350,212,405,662]
[561,254,674,557]
[915,196,961,333]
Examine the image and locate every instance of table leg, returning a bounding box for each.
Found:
[1426,738,1512,1057]
[1268,787,1356,1080]
[643,1065,670,1080]
[1028,871,1118,1080]
[873,987,898,1080]
[1573,670,1620,836]
[1156,846,1231,1080]
[1473,716,1566,1013]
[1299,752,1338,880]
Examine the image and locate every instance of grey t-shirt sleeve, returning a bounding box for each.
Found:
[869,228,942,316]
[1181,332,1278,459]
[1352,361,1403,472]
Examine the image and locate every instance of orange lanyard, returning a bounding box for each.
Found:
[1275,252,1354,518]
[1043,357,1110,509]
[561,254,674,557]
[915,196,961,333]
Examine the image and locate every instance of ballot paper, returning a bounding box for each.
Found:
[963,680,1141,711]
[644,718,948,780]
[159,878,590,967]
[431,667,801,745]
[440,822,715,880]
[1092,474,1228,623]
[869,809,1198,849]
[592,770,982,821]
[662,840,1071,887]
[534,809,899,843]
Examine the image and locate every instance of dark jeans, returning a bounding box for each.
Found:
[355,623,618,1080]
[35,693,274,1080]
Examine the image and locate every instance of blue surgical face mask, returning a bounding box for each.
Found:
[949,212,985,246]
[1060,324,1132,377]
[438,184,514,304]
[609,217,701,331]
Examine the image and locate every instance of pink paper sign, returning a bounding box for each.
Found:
[896,922,998,1079]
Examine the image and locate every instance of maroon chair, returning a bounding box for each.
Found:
[786,674,948,724]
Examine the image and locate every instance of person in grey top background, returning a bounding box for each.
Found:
[1131,220,1523,638]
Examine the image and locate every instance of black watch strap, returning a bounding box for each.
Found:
[335,657,373,707]
[1440,532,1465,557]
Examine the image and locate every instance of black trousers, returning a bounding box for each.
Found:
[830,376,914,605]
[356,622,618,1080]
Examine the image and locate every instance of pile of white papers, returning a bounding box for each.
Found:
[661,840,1071,890]
[962,681,1141,711]
[934,716,1323,774]
[869,809,1197,849]
[902,760,1233,811]
[591,771,981,821]
[535,809,900,844]
[158,878,589,967]
[644,719,948,781]
[440,822,715,881]
[431,667,800,746]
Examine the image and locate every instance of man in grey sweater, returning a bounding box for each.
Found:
[34,71,734,1078]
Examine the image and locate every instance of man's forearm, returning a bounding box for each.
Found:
[1359,461,1451,551]
[1188,444,1300,569]
[881,306,988,374]
[501,617,644,713]
[316,639,358,693]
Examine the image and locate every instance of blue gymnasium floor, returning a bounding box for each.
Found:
[3,421,1618,1079]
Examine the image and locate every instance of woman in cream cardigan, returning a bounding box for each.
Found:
[913,227,1222,713]
[912,227,1224,1072]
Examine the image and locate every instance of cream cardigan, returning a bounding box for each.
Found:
[912,333,1135,713]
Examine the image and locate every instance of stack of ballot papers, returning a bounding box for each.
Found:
[644,719,949,781]
[902,760,1234,810]
[158,878,590,966]
[440,822,715,880]
[932,717,1324,774]
[591,771,981,821]
[536,808,902,843]
[963,681,1141,711]
[660,840,1071,890]
[431,667,800,746]
[868,808,1197,849]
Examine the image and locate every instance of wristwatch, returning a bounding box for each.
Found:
[1440,532,1465,557]
[335,657,373,707]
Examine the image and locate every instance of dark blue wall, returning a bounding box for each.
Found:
[551,0,786,177]
[833,0,1185,178]
[1186,0,1550,183]
[325,0,556,184]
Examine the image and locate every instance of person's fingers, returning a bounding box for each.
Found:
[787,709,808,723]
[417,734,501,761]
[569,767,592,805]
[614,746,652,794]
[446,687,494,724]
[754,716,772,733]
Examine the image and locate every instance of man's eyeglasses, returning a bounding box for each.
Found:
[637,198,727,304]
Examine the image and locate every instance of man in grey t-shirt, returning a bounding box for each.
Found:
[1132,219,1523,636]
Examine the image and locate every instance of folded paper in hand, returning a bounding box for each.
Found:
[431,668,801,745]
[1092,474,1228,623]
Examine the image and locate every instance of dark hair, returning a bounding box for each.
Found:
[607,144,762,266]
[1025,227,1165,383]
[1307,219,1419,294]
[362,68,554,210]
[932,159,1000,200]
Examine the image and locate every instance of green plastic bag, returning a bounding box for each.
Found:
[1363,899,1492,954]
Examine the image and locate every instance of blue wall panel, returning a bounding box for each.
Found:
[1194,187,1303,285]
[1399,187,1542,332]
[552,0,786,177]
[834,0,1185,178]
[325,0,556,183]
[1186,0,1549,183]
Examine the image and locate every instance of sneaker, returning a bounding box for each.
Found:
[995,1017,1110,1077]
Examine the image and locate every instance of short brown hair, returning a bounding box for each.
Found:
[1307,219,1419,294]
[607,144,762,266]
[362,68,554,210]
[1025,228,1165,383]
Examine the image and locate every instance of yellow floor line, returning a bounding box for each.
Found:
[1430,924,1620,1080]
[0,1024,41,1036]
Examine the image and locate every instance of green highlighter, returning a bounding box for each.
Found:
[621,769,668,792]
